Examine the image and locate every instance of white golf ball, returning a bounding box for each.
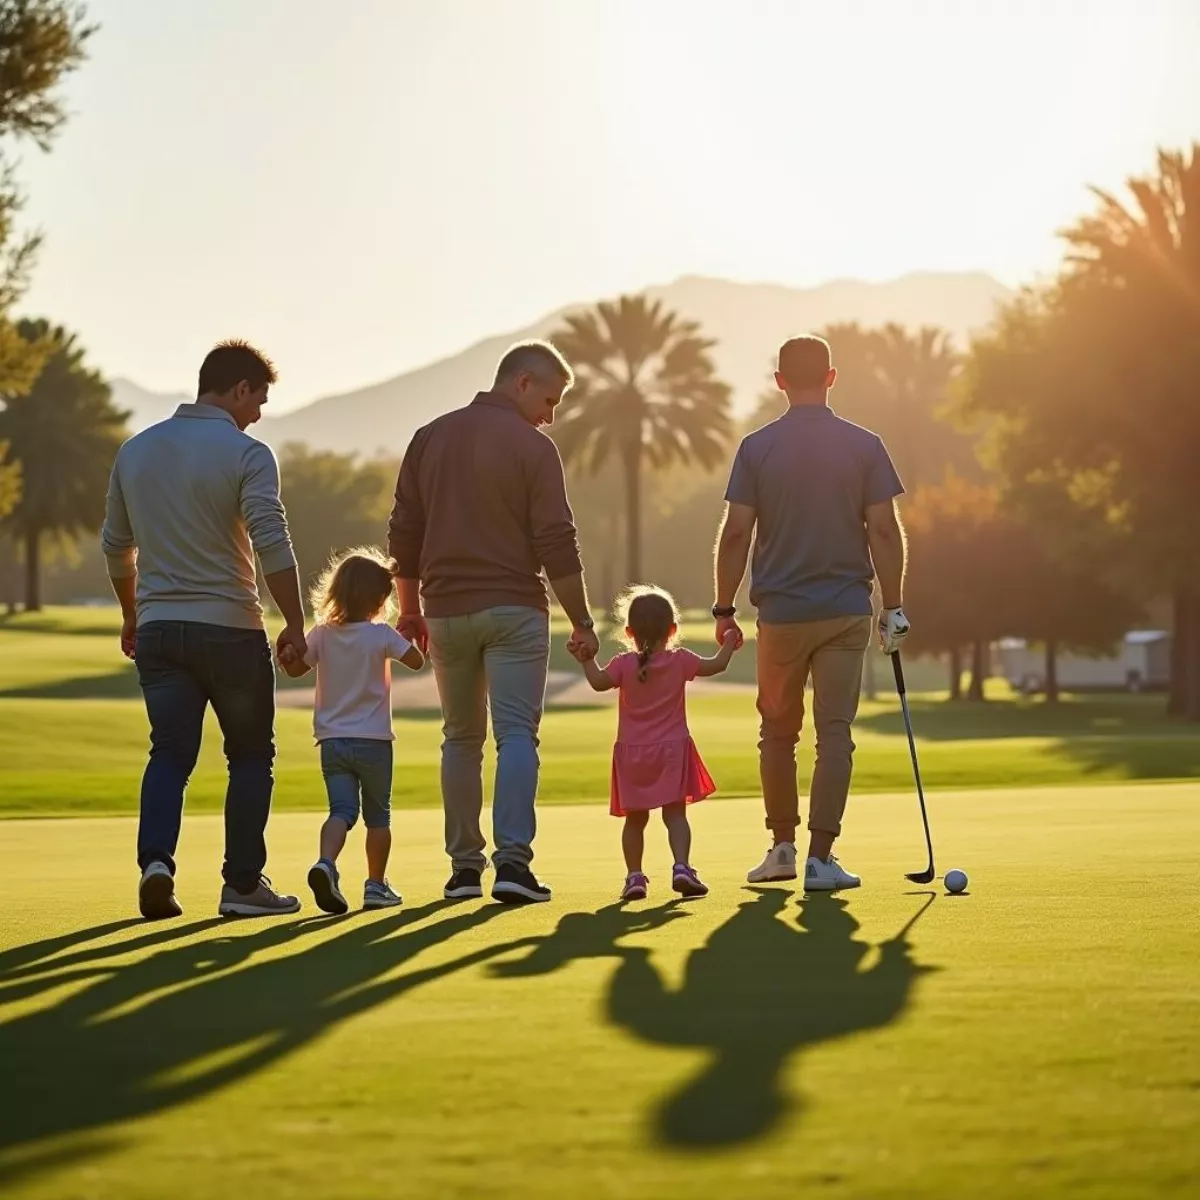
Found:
[945,868,969,894]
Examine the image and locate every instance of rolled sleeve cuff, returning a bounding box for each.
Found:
[542,544,583,581]
[104,547,137,579]
[257,542,298,575]
[389,539,422,580]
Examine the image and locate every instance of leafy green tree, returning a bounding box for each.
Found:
[905,469,1140,702]
[0,320,125,609]
[277,444,399,594]
[0,437,17,517]
[550,295,732,582]
[0,3,97,601]
[959,143,1200,716]
[0,0,93,318]
[903,474,1010,699]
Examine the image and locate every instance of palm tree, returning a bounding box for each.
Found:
[873,324,961,490]
[0,320,128,610]
[550,295,732,582]
[1062,144,1199,296]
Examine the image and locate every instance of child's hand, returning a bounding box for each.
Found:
[721,628,740,648]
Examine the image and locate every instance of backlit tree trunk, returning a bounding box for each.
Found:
[1190,595,1200,723]
[1182,591,1200,724]
[22,526,40,612]
[1167,586,1200,721]
[967,639,986,701]
[948,646,962,701]
[1044,638,1060,704]
[621,439,642,584]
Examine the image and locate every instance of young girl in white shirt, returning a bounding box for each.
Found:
[283,547,423,913]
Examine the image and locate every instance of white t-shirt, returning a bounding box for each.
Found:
[304,621,413,742]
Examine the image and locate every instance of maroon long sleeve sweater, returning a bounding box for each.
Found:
[387,392,583,618]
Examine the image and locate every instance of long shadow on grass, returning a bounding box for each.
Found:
[612,889,937,1147]
[490,899,692,980]
[0,900,534,1188]
[492,889,937,1149]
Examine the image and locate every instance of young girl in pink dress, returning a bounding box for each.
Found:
[580,586,738,901]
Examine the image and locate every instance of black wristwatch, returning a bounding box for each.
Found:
[576,615,595,630]
[711,604,737,619]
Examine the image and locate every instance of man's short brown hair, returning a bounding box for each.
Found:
[197,339,277,397]
[494,340,574,388]
[777,335,832,389]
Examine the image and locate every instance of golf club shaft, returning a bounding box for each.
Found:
[892,652,935,871]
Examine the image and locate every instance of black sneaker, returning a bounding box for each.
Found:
[492,863,551,904]
[444,868,483,900]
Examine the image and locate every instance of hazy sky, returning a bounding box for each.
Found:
[18,0,1200,410]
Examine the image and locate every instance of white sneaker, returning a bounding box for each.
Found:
[746,842,798,883]
[804,855,861,891]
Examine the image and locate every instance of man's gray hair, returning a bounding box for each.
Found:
[493,340,574,388]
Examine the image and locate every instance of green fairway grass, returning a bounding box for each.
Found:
[2,787,1198,1198]
[3,608,1200,816]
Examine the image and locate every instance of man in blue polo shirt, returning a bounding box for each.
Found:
[712,334,911,890]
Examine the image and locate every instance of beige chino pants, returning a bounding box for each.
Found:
[755,615,873,841]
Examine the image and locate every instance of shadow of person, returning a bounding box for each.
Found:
[490,899,690,980]
[0,917,149,973]
[607,888,938,1149]
[0,899,534,1189]
[0,917,230,1006]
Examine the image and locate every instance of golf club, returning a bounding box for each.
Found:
[891,651,936,884]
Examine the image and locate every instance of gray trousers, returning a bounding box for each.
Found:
[427,606,550,872]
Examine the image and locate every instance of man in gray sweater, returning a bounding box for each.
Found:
[102,340,306,920]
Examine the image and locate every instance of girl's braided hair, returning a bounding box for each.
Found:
[617,585,681,682]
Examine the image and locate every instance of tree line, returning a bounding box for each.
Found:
[1,10,1193,717]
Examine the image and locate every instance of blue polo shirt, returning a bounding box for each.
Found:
[724,405,904,625]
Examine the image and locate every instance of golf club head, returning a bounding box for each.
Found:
[905,868,936,884]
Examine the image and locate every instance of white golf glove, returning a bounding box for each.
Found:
[878,606,911,655]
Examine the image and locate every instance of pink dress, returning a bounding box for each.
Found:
[606,649,717,818]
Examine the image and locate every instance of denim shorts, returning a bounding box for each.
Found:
[319,738,393,830]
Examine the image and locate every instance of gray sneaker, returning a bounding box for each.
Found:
[139,861,182,920]
[218,875,301,917]
[363,878,402,909]
[307,859,348,915]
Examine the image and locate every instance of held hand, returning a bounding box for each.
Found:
[878,606,911,655]
[721,627,741,651]
[276,623,308,667]
[567,625,600,663]
[397,613,429,656]
[714,616,744,650]
[120,614,137,660]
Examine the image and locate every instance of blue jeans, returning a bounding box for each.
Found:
[427,606,549,872]
[320,738,393,829]
[134,621,275,892]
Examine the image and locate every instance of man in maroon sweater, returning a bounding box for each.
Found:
[388,341,598,904]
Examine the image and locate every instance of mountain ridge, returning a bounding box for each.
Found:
[113,270,1011,455]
